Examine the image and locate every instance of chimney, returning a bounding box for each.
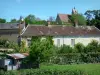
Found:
[47,21,52,28]
[48,21,51,25]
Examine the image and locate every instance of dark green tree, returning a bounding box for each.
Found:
[71,14,86,25]
[10,19,18,23]
[29,36,54,62]
[25,14,36,24]
[85,10,100,29]
[0,18,6,23]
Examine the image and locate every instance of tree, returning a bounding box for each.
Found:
[0,18,6,23]
[85,10,100,29]
[70,14,86,25]
[25,14,36,24]
[10,19,18,23]
[86,40,99,52]
[74,43,85,53]
[29,36,54,62]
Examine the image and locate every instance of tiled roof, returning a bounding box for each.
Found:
[7,53,29,59]
[0,23,25,29]
[58,14,71,22]
[0,29,19,34]
[21,25,100,37]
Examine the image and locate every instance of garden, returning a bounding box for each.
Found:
[0,37,100,75]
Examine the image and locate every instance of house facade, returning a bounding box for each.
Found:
[21,25,100,47]
[0,22,25,43]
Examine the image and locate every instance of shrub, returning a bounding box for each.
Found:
[58,44,73,53]
[86,40,99,52]
[0,69,85,75]
[0,38,9,48]
[74,43,85,53]
[29,36,54,62]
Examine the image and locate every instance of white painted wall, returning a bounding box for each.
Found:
[22,36,100,47]
[53,36,100,47]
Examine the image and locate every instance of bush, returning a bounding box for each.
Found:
[86,40,99,52]
[29,36,54,62]
[74,43,85,53]
[58,44,73,53]
[0,69,85,75]
[0,38,9,48]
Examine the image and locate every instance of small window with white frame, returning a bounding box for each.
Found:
[57,39,60,47]
[71,39,75,47]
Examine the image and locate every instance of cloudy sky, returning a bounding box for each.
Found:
[0,0,100,21]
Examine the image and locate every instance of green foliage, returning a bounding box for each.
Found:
[29,36,54,62]
[32,20,47,25]
[86,40,99,52]
[0,38,8,47]
[10,19,18,23]
[0,69,85,75]
[19,40,29,53]
[0,18,6,23]
[25,14,36,24]
[71,14,86,25]
[85,10,100,29]
[49,41,100,64]
[58,45,73,53]
[1,63,100,75]
[74,43,85,53]
[40,64,100,75]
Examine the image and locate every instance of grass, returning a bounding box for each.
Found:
[40,63,100,75]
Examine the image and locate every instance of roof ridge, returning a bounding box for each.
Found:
[58,13,71,15]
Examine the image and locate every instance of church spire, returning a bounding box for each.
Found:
[72,7,78,14]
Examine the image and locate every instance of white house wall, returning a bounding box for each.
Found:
[53,36,100,47]
[22,36,100,47]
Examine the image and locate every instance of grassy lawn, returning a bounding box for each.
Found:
[40,63,100,75]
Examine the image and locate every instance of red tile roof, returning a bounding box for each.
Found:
[58,14,70,22]
[21,25,100,37]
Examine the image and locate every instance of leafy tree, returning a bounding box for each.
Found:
[86,40,99,52]
[33,20,47,25]
[0,18,6,23]
[74,43,85,53]
[29,36,54,62]
[58,45,73,53]
[85,10,100,29]
[10,19,18,23]
[70,14,86,25]
[25,14,36,24]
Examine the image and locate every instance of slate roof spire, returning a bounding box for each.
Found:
[72,7,78,14]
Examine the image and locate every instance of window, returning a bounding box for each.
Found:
[71,39,75,47]
[57,39,60,47]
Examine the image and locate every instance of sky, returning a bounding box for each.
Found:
[0,0,100,22]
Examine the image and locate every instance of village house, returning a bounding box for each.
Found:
[0,18,25,43]
[21,25,100,47]
[56,7,77,25]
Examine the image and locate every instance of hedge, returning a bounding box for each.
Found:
[0,69,85,75]
[49,53,100,64]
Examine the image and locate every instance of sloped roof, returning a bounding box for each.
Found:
[0,23,25,29]
[0,29,19,34]
[57,14,71,22]
[21,25,100,37]
[7,53,29,59]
